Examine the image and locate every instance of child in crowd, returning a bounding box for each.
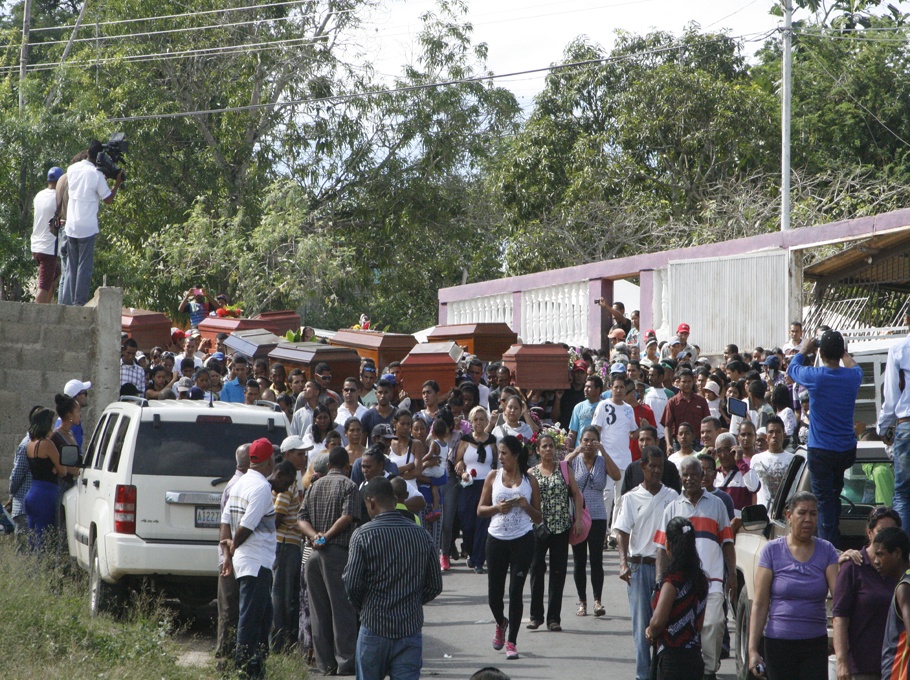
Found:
[421,418,450,522]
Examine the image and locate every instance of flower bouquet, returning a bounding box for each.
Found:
[216,304,243,318]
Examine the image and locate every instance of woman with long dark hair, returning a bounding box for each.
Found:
[24,407,71,550]
[528,432,584,631]
[646,516,710,680]
[303,405,343,454]
[567,425,620,617]
[478,435,542,661]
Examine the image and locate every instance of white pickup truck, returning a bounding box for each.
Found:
[60,399,288,615]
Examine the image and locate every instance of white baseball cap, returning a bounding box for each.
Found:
[64,379,92,397]
[280,435,307,453]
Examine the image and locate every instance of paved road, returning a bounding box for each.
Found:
[421,549,740,679]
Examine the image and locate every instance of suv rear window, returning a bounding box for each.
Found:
[132,421,287,477]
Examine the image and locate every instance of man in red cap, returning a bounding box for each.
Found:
[220,437,277,679]
[661,323,698,361]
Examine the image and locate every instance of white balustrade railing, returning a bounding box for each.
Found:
[448,293,513,326]
[521,282,588,346]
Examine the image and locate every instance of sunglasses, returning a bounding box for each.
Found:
[342,387,357,393]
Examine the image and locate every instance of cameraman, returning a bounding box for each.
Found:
[62,140,123,306]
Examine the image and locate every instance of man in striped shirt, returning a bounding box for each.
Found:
[344,477,442,680]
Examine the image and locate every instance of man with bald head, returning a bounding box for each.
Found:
[221,439,277,678]
[216,443,250,661]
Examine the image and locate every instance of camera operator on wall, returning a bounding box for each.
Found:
[60,139,124,307]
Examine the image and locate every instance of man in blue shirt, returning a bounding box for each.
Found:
[566,375,603,449]
[787,329,862,547]
[221,355,249,403]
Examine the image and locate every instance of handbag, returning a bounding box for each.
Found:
[533,522,551,542]
[561,460,592,545]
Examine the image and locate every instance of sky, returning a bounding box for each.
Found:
[356,0,783,106]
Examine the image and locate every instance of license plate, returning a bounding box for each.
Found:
[195,506,221,529]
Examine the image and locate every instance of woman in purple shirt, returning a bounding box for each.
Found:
[748,491,838,680]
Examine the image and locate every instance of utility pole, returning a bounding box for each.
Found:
[781,0,793,231]
[19,0,33,113]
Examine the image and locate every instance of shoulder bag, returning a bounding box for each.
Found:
[561,459,592,545]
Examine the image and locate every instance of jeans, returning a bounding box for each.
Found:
[572,518,608,602]
[441,473,461,556]
[529,528,570,625]
[64,233,96,306]
[236,566,274,679]
[764,635,828,680]
[807,446,856,548]
[57,232,71,305]
[270,542,301,651]
[892,422,910,531]
[628,561,656,680]
[487,531,534,645]
[459,480,490,567]
[355,627,422,680]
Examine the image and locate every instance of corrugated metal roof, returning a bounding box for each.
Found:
[804,230,910,283]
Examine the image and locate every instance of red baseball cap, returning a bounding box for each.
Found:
[249,438,274,464]
[571,359,588,372]
[608,328,626,340]
[677,323,690,334]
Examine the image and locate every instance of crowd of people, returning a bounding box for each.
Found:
[11,301,910,680]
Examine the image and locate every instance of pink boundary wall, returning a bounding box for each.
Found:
[438,208,910,348]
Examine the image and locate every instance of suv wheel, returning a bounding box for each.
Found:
[735,587,759,680]
[89,542,124,617]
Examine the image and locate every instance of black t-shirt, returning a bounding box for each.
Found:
[560,387,585,420]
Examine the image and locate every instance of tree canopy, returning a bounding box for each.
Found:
[2,0,910,329]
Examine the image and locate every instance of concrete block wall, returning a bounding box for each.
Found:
[0,287,122,498]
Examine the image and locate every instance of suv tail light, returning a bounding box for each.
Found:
[114,485,137,534]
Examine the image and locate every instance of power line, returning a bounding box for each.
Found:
[0,35,324,73]
[25,14,303,48]
[27,0,337,33]
[105,29,776,122]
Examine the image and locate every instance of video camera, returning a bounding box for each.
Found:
[95,132,129,182]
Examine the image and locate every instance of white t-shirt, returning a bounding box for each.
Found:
[614,484,677,559]
[335,402,369,428]
[31,188,58,255]
[220,469,276,578]
[64,160,111,238]
[592,399,637,470]
[706,397,722,420]
[744,450,795,508]
[668,451,697,473]
[643,387,670,438]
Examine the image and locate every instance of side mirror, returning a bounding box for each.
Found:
[59,444,81,467]
[741,504,770,531]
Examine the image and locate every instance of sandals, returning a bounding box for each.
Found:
[526,619,542,630]
[593,601,605,617]
[576,602,587,616]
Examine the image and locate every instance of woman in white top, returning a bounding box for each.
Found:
[770,384,798,450]
[302,405,346,454]
[491,395,538,460]
[388,408,425,493]
[454,406,498,573]
[478,434,542,661]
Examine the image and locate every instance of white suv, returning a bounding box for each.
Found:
[61,398,288,615]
